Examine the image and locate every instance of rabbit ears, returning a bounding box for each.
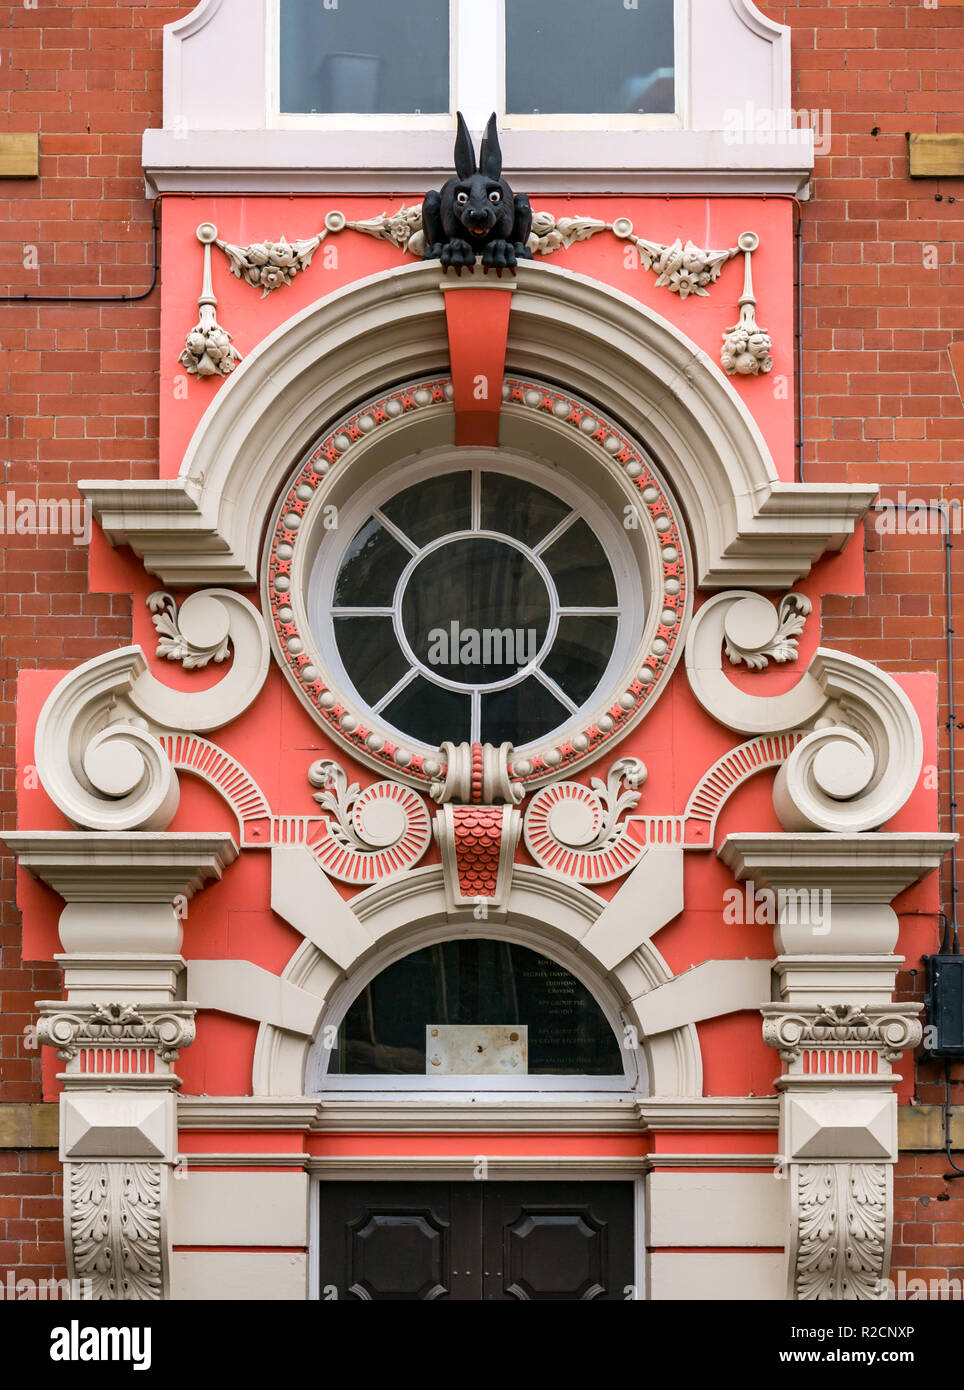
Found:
[453,112,503,180]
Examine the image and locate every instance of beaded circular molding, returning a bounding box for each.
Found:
[264,375,691,792]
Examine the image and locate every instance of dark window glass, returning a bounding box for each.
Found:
[542,518,618,607]
[383,675,470,746]
[333,517,409,607]
[480,472,572,549]
[481,675,569,746]
[401,538,550,685]
[505,0,674,116]
[334,617,409,706]
[380,472,472,548]
[280,0,449,115]
[330,940,623,1075]
[541,616,619,706]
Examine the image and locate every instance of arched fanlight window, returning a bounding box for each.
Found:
[315,939,632,1092]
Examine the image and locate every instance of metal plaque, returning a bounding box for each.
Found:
[426,1025,528,1075]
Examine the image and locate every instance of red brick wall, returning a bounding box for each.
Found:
[761,0,964,1274]
[0,0,194,1286]
[0,1,962,1289]
[893,1154,964,1286]
[0,1150,66,1287]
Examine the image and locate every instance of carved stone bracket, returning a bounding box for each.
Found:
[686,592,924,833]
[67,1161,167,1301]
[434,802,522,913]
[789,1162,889,1301]
[31,593,269,832]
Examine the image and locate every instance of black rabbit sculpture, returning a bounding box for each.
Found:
[422,112,533,273]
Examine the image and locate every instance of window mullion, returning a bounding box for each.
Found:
[453,0,504,126]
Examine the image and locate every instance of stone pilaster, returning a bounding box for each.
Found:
[720,832,954,1301]
[7,830,237,1300]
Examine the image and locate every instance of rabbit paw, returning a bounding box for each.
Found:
[440,239,476,269]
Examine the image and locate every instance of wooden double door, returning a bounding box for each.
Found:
[318,1180,634,1301]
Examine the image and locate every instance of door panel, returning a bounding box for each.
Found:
[319,1181,633,1301]
[484,1182,633,1301]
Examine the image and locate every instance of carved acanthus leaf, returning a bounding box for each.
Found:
[793,1163,888,1301]
[68,1162,164,1301]
[346,204,426,257]
[527,212,609,256]
[308,759,368,851]
[306,759,432,884]
[147,591,231,668]
[523,757,649,884]
[724,593,812,670]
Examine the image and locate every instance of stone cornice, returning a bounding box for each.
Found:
[719,833,957,901]
[636,1097,779,1131]
[142,129,813,199]
[3,831,239,902]
[172,1095,781,1133]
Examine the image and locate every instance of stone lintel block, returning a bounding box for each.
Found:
[783,1091,896,1163]
[61,1091,176,1162]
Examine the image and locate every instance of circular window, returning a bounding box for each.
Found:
[265,375,691,791]
[328,469,624,749]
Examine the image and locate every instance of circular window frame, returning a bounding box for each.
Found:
[309,451,642,752]
[263,374,692,792]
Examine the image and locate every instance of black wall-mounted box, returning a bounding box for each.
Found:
[924,953,964,1060]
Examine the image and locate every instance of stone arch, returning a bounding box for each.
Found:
[83,260,871,591]
[252,864,702,1099]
